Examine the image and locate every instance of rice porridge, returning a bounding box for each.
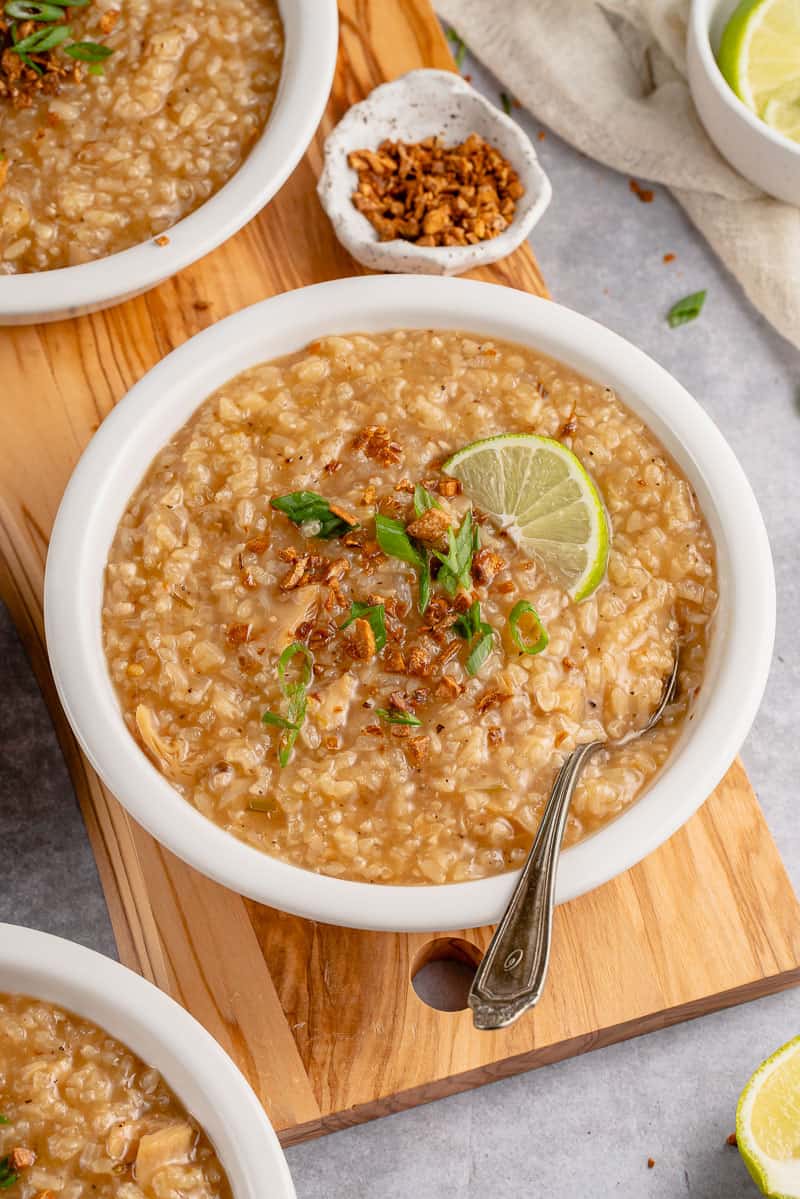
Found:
[102,330,717,886]
[0,993,232,1199]
[0,0,283,273]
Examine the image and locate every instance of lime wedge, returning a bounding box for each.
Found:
[718,0,800,133]
[737,1035,800,1197]
[442,433,609,602]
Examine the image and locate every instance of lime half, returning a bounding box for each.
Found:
[443,433,609,601]
[718,0,800,134]
[737,1035,800,1197]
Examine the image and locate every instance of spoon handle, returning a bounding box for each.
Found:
[468,740,602,1031]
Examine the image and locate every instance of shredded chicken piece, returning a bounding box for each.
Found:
[135,1124,195,1191]
[262,585,320,652]
[312,672,357,730]
[134,706,192,780]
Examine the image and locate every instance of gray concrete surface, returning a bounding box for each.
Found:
[2,47,799,1199]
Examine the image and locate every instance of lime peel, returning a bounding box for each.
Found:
[736,1034,800,1198]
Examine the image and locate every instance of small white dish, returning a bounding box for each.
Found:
[317,69,551,275]
[688,0,800,205]
[1,922,295,1199]
[45,274,775,933]
[0,0,338,326]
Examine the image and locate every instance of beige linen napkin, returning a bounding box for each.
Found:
[434,0,800,350]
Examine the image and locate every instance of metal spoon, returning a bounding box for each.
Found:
[469,652,681,1031]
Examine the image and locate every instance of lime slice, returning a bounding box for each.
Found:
[763,80,800,138]
[737,1035,800,1197]
[718,0,800,127]
[442,433,609,602]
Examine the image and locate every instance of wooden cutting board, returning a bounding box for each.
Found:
[1,0,799,1147]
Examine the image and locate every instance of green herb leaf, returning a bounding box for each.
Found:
[508,600,548,655]
[413,483,440,518]
[375,512,424,567]
[64,40,114,62]
[667,290,706,328]
[499,91,513,115]
[374,708,423,727]
[340,600,387,653]
[446,26,467,68]
[262,642,314,767]
[0,1117,7,1124]
[434,509,478,595]
[271,491,357,540]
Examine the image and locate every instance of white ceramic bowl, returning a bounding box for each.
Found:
[45,275,775,933]
[0,923,295,1198]
[0,0,338,326]
[688,0,800,204]
[317,69,551,275]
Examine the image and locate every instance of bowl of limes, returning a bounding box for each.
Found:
[688,0,800,204]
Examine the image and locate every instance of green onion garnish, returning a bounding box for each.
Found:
[667,290,706,328]
[374,708,423,726]
[500,92,513,115]
[271,491,357,540]
[0,1158,18,1190]
[5,1,65,18]
[374,512,431,614]
[446,27,467,68]
[417,553,431,615]
[375,512,424,566]
[11,22,70,52]
[340,600,386,653]
[433,509,478,595]
[454,599,496,676]
[0,1116,8,1124]
[508,600,548,655]
[261,642,313,767]
[413,483,439,518]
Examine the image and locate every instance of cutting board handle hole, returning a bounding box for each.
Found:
[410,938,482,1012]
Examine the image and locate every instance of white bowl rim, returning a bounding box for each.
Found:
[317,69,552,272]
[690,0,800,158]
[0,922,295,1199]
[44,274,775,933]
[0,0,338,321]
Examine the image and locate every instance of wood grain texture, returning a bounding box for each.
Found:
[0,0,798,1147]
